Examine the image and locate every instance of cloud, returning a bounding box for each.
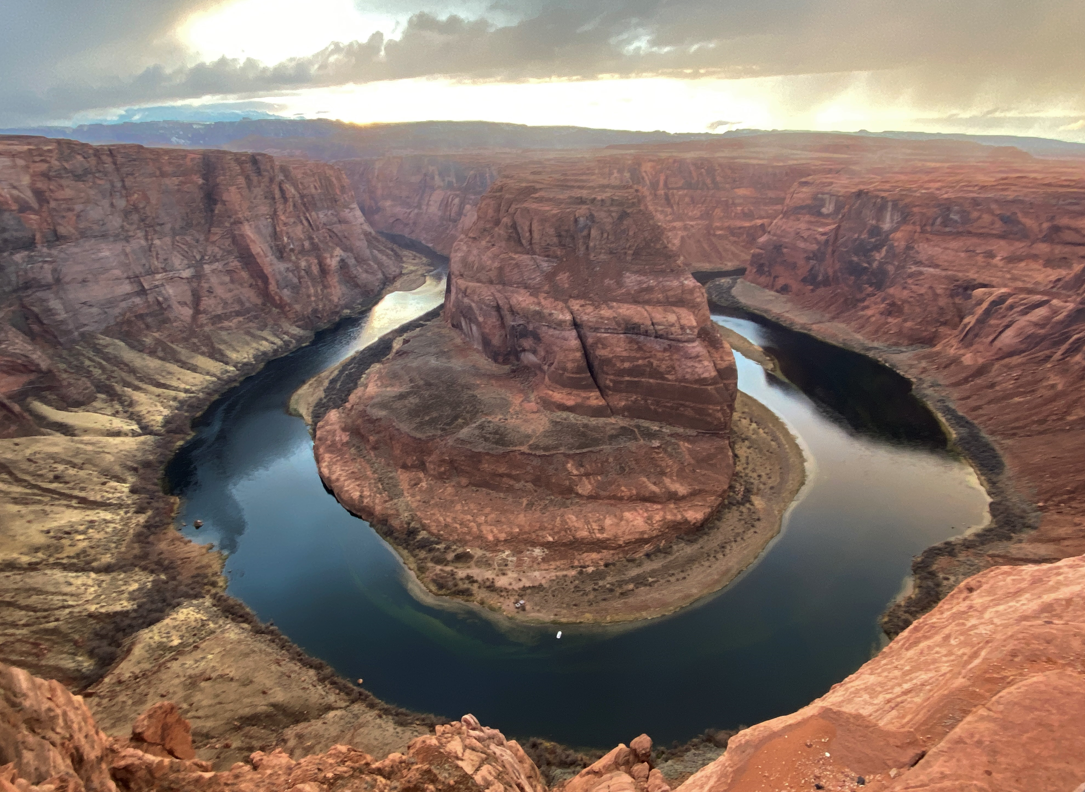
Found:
[707,120,740,132]
[2,0,1084,127]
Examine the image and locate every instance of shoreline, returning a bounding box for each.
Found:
[705,276,1032,637]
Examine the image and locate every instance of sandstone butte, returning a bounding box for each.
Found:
[3,130,1085,789]
[311,171,743,597]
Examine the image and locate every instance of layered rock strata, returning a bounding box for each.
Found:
[0,136,435,765]
[339,134,1014,270]
[311,175,787,620]
[737,156,1085,630]
[339,155,501,256]
[445,179,738,430]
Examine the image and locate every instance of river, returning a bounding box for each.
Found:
[167,272,988,750]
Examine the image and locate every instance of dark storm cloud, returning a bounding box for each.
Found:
[2,0,1084,125]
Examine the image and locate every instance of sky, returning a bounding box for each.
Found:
[3,0,1085,141]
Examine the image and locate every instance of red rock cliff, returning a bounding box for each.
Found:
[445,175,737,432]
[0,136,412,436]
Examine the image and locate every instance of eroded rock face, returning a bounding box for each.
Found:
[446,178,737,432]
[0,135,409,432]
[0,663,118,791]
[314,175,738,578]
[340,155,501,256]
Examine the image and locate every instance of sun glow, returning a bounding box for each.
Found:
[180,0,397,64]
[276,76,780,133]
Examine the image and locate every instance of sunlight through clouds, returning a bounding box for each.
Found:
[181,0,398,63]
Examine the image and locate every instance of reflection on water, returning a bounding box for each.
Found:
[165,274,446,554]
[353,275,447,352]
[716,312,945,447]
[168,283,988,749]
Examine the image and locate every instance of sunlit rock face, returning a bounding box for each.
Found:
[674,555,1085,792]
[314,173,738,569]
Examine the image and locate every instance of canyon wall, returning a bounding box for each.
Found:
[0,136,411,436]
[0,136,436,766]
[739,157,1085,630]
[339,134,1017,272]
[338,155,502,255]
[337,141,824,264]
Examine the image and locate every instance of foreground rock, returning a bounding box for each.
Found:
[0,135,434,761]
[676,555,1085,792]
[308,173,808,621]
[0,659,542,792]
[11,534,1085,792]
